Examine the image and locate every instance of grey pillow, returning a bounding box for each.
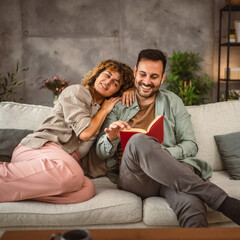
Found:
[0,129,33,162]
[214,132,240,180]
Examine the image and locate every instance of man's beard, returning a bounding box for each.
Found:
[136,82,159,98]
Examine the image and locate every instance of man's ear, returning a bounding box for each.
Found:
[161,72,166,84]
[134,66,137,78]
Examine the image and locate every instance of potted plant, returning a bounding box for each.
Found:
[165,50,214,106]
[40,76,70,103]
[221,90,240,101]
[0,63,28,102]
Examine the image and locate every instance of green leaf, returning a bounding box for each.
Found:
[0,62,28,102]
[165,50,213,106]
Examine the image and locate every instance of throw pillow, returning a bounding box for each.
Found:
[0,129,33,162]
[214,132,240,180]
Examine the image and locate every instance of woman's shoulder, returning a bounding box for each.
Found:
[61,84,90,95]
[59,84,91,99]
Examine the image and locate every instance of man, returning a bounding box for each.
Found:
[96,49,240,227]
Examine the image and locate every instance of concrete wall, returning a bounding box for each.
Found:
[0,0,226,106]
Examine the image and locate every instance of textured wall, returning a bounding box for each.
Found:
[0,0,225,106]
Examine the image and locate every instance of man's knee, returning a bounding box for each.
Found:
[128,133,148,145]
[126,133,158,153]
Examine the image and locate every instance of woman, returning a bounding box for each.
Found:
[0,59,134,204]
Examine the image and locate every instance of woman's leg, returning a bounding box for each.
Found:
[32,176,95,204]
[0,143,94,203]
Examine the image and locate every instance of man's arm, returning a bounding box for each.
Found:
[163,96,198,160]
[165,115,198,160]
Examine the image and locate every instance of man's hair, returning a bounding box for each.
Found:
[82,59,134,97]
[136,49,167,74]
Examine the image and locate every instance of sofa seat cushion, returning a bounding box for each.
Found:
[143,196,179,226]
[0,177,142,227]
[143,171,239,226]
[210,171,240,198]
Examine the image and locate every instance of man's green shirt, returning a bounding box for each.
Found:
[96,89,212,183]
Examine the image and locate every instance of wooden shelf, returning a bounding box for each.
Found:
[221,4,240,11]
[221,42,240,46]
[217,4,240,101]
[219,78,240,82]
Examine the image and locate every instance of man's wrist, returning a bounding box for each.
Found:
[105,134,119,146]
[107,135,116,142]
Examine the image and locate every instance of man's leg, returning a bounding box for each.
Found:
[119,134,240,225]
[160,162,208,227]
[118,154,161,199]
[118,134,227,209]
[160,185,208,227]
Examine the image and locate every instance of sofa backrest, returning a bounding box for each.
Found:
[186,100,240,171]
[1,100,240,171]
[0,101,52,130]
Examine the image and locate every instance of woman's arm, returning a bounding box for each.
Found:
[95,105,121,160]
[79,97,120,141]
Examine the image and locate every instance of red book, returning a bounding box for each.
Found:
[120,115,164,152]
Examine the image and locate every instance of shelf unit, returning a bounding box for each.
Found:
[217,4,240,101]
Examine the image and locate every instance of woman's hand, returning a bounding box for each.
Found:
[122,87,135,107]
[105,120,131,142]
[101,97,121,114]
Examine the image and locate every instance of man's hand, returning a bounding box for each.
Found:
[105,120,131,142]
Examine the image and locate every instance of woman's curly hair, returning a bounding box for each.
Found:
[82,59,134,97]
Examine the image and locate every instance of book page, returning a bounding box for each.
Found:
[121,128,147,134]
[146,115,162,132]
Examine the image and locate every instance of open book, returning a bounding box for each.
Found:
[120,115,164,152]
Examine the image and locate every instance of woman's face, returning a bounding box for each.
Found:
[94,69,121,97]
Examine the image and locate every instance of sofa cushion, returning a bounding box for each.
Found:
[0,101,52,130]
[0,177,142,227]
[143,171,239,226]
[210,171,240,199]
[143,196,179,226]
[0,128,33,162]
[214,132,240,180]
[143,196,230,226]
[186,100,240,171]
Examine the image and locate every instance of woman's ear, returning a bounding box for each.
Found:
[133,66,137,78]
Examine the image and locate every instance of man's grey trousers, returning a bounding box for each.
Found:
[118,134,228,227]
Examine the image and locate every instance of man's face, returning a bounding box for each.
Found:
[134,59,165,99]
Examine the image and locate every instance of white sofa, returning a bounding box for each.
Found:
[0,100,240,232]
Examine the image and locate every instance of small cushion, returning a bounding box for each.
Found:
[214,132,240,180]
[0,129,33,162]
